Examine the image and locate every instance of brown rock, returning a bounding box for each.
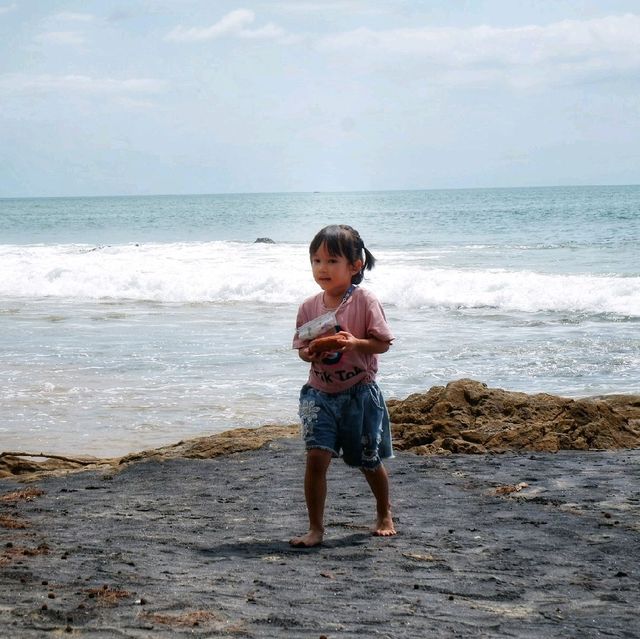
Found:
[119,424,298,464]
[389,379,640,454]
[0,425,298,480]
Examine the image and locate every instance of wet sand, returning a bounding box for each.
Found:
[1,438,639,638]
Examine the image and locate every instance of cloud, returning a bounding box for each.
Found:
[35,31,86,46]
[0,74,166,95]
[54,12,95,22]
[317,13,640,88]
[0,3,16,15]
[166,8,286,42]
[272,1,387,16]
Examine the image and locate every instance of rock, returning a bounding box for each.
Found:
[0,425,297,480]
[0,454,114,481]
[388,379,640,454]
[119,424,298,464]
[254,237,276,244]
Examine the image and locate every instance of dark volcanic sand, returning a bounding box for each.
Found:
[1,439,639,638]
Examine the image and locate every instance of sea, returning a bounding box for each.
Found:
[1,186,639,457]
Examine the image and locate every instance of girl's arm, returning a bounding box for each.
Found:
[336,331,391,355]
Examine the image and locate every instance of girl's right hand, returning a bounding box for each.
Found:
[298,347,323,363]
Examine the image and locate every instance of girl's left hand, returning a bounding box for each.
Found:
[333,332,391,356]
[335,330,359,352]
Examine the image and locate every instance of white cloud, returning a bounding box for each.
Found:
[238,22,286,40]
[54,12,95,22]
[317,13,640,88]
[272,1,387,16]
[166,8,286,42]
[35,31,86,46]
[0,74,166,95]
[0,3,16,15]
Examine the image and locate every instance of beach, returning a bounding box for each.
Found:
[2,381,639,638]
[1,439,639,638]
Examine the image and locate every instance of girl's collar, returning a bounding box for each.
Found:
[322,285,356,310]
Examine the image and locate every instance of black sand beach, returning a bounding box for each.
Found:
[2,435,639,638]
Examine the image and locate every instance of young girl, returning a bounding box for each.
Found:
[290,224,396,548]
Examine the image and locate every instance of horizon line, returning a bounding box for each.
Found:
[2,182,639,201]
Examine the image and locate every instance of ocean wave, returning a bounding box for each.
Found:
[373,266,640,317]
[1,242,639,317]
[0,242,313,304]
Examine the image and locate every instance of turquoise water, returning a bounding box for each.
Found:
[1,186,639,456]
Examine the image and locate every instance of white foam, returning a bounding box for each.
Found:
[1,242,639,317]
[0,242,314,304]
[372,265,640,317]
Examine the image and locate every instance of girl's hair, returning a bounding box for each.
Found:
[309,224,376,285]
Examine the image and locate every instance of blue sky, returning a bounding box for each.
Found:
[1,1,639,197]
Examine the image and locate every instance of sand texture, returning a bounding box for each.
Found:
[1,439,639,637]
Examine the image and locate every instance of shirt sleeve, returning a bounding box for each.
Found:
[292,304,309,349]
[365,292,395,344]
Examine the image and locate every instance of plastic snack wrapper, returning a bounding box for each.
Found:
[296,310,337,341]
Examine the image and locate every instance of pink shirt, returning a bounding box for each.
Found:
[293,286,394,393]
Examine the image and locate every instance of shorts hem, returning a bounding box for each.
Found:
[305,445,339,458]
[344,450,395,468]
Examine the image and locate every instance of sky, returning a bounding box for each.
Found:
[1,0,639,197]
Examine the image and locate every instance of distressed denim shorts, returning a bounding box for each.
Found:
[298,382,394,471]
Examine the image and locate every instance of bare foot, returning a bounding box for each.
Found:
[289,529,324,548]
[372,513,396,537]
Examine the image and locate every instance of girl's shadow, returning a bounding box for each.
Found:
[198,532,370,559]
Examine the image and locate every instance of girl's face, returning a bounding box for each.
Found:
[311,242,362,299]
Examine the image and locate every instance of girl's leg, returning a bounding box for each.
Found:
[290,448,333,547]
[362,464,396,536]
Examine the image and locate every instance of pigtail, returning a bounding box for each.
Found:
[350,228,375,284]
[362,246,376,272]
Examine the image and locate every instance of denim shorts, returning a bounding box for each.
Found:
[298,382,394,471]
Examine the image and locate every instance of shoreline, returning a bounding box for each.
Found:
[2,378,639,482]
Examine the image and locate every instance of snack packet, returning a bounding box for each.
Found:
[296,310,337,341]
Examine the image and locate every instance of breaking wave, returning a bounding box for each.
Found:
[1,241,639,317]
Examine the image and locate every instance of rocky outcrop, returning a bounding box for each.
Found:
[0,425,298,480]
[119,424,297,464]
[388,378,640,454]
[0,453,116,481]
